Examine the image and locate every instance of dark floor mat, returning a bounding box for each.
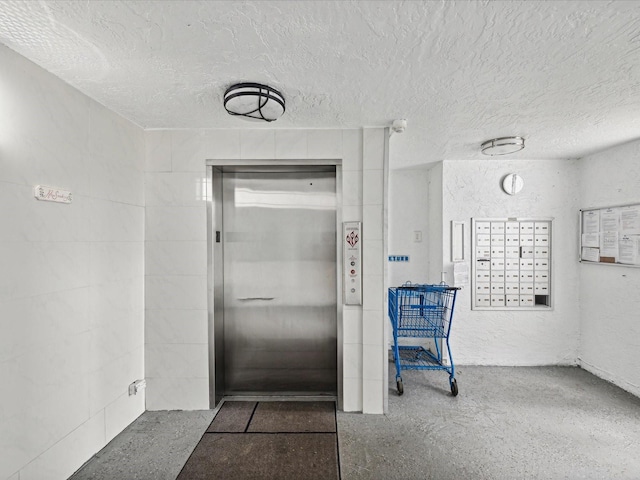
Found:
[207,401,256,433]
[247,401,336,433]
[177,433,339,480]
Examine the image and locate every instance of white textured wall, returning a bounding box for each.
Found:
[144,128,384,413]
[578,140,640,397]
[0,45,145,480]
[427,162,444,283]
[439,159,581,366]
[387,167,431,287]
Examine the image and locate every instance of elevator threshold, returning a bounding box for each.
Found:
[223,394,337,403]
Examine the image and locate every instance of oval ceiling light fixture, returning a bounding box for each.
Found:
[481,136,525,156]
[224,82,285,122]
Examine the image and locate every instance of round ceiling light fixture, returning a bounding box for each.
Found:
[223,82,285,122]
[481,136,525,156]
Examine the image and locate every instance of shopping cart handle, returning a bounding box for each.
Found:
[237,297,275,301]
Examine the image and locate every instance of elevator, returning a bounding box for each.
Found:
[208,165,339,406]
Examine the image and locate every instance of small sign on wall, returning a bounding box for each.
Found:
[34,185,72,204]
[343,221,362,305]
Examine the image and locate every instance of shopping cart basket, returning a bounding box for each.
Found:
[388,283,460,396]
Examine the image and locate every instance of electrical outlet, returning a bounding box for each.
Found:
[128,379,146,396]
[413,231,422,242]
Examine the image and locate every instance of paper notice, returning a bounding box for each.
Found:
[453,262,469,287]
[620,206,640,234]
[581,247,600,262]
[582,210,600,234]
[581,233,599,248]
[618,235,640,265]
[600,208,620,233]
[600,231,619,259]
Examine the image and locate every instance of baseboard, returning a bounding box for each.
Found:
[578,358,640,398]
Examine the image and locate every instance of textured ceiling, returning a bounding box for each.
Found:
[2,0,640,167]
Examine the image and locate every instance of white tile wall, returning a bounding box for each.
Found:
[172,130,217,172]
[0,288,89,364]
[145,131,172,172]
[342,170,363,206]
[145,344,209,378]
[363,129,385,170]
[342,129,364,171]
[143,128,381,414]
[363,170,384,205]
[362,240,383,276]
[145,172,209,207]
[145,275,208,310]
[343,343,363,380]
[145,309,208,345]
[362,274,384,311]
[204,129,242,160]
[361,128,388,414]
[342,377,363,413]
[239,129,276,158]
[362,310,384,346]
[0,44,145,479]
[343,307,363,344]
[275,130,309,159]
[145,206,206,241]
[144,129,213,411]
[0,183,89,242]
[145,241,208,276]
[145,377,210,411]
[19,410,105,480]
[105,390,145,443]
[362,379,384,414]
[308,129,343,158]
[363,344,385,381]
[340,130,365,412]
[363,205,384,241]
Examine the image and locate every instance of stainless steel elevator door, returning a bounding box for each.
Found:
[222,169,337,395]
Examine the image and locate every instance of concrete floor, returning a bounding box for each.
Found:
[339,366,640,479]
[69,410,215,480]
[70,366,640,480]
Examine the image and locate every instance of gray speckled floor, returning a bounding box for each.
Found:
[69,410,215,480]
[69,366,640,480]
[338,365,640,480]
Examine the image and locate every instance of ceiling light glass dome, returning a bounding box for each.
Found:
[224,83,285,122]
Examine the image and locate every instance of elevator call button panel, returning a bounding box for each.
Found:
[343,222,362,305]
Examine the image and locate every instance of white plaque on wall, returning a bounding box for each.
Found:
[34,185,72,204]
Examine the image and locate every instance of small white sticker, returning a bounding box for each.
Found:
[34,185,72,204]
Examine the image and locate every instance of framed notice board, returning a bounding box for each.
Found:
[580,203,640,267]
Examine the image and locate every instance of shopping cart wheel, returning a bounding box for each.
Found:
[450,378,458,397]
[396,378,404,396]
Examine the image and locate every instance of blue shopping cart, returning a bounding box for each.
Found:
[388,283,460,396]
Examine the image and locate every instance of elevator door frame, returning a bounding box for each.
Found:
[206,160,343,410]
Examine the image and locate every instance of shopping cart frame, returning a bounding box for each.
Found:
[388,283,460,396]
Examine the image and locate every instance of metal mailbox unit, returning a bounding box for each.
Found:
[472,218,553,310]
